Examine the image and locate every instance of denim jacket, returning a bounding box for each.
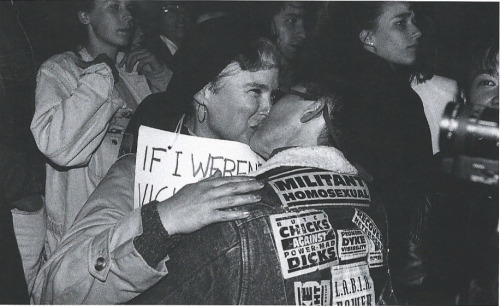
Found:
[30,48,170,255]
[131,146,396,305]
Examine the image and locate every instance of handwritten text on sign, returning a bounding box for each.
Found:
[134,126,264,208]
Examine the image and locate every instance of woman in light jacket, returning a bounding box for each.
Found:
[30,0,171,255]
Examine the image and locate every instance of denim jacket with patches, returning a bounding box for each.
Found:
[131,146,396,305]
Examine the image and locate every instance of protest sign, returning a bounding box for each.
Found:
[269,209,338,279]
[134,126,264,209]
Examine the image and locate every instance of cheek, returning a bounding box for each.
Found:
[274,22,290,44]
[470,88,493,106]
[212,93,259,128]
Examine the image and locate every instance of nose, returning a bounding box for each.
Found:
[123,7,133,23]
[410,22,422,40]
[296,24,306,41]
[260,94,272,117]
[490,95,499,107]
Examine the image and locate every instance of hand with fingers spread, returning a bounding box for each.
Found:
[118,47,166,75]
[74,53,120,84]
[157,172,264,235]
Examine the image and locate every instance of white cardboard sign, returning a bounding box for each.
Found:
[133,126,264,209]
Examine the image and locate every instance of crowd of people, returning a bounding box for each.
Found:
[0,1,498,305]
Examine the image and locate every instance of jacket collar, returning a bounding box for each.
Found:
[251,146,358,177]
[78,47,127,68]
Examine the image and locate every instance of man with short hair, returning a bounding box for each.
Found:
[134,1,192,68]
[129,82,395,305]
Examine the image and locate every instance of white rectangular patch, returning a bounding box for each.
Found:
[331,263,375,306]
[294,280,331,306]
[269,210,338,279]
[351,209,385,268]
[351,209,383,250]
[337,229,369,261]
[268,171,371,208]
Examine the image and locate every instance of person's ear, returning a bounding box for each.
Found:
[78,11,90,25]
[359,30,375,49]
[300,99,325,123]
[193,83,212,106]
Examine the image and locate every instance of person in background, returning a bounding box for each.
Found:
[409,5,460,155]
[462,38,499,110]
[458,36,498,305]
[431,37,498,305]
[325,2,435,303]
[32,16,280,304]
[129,80,395,305]
[248,2,315,87]
[128,1,193,76]
[0,1,46,299]
[30,0,171,256]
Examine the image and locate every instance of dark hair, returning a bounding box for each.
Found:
[293,82,346,150]
[463,37,499,98]
[246,1,318,41]
[327,1,434,82]
[164,15,282,116]
[67,0,95,51]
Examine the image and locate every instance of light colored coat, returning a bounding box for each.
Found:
[31,48,170,255]
[412,75,460,154]
[31,154,168,304]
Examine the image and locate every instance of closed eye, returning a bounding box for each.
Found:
[249,88,262,95]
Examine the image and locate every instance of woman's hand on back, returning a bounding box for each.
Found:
[156,172,264,235]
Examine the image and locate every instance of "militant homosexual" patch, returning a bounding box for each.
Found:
[268,169,371,209]
[269,210,338,279]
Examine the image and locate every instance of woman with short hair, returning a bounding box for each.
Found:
[327,2,437,303]
[30,0,171,255]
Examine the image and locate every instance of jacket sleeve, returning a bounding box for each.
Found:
[31,155,169,304]
[30,59,123,167]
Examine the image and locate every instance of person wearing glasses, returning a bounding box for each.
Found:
[131,1,193,72]
[129,80,395,305]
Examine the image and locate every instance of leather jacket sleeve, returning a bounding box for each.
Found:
[389,192,433,304]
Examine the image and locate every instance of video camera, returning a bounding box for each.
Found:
[439,101,499,185]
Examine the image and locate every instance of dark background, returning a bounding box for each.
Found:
[12,1,499,85]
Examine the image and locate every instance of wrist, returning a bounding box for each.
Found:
[156,199,179,235]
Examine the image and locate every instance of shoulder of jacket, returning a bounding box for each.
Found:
[430,75,459,90]
[414,75,458,90]
[40,51,79,72]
